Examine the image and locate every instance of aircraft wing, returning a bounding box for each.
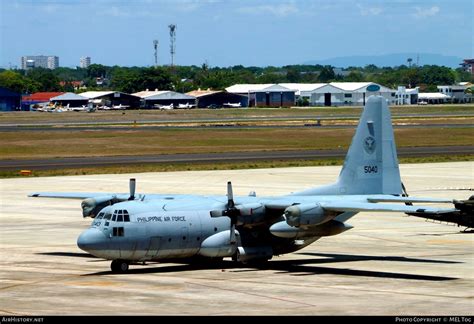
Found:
[29,192,128,199]
[320,202,457,214]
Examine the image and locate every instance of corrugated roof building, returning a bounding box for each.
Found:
[226,84,295,107]
[227,82,396,106]
[186,89,247,108]
[78,91,140,108]
[133,90,195,109]
[21,92,64,110]
[50,92,88,107]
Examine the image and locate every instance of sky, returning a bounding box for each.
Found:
[0,0,472,68]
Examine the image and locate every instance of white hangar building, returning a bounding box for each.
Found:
[288,82,396,107]
[227,82,396,107]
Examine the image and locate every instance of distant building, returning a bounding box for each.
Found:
[50,93,88,108]
[437,85,471,103]
[59,80,86,91]
[228,82,394,107]
[80,56,91,68]
[21,55,59,70]
[21,92,64,110]
[79,91,141,109]
[460,59,474,76]
[418,93,450,104]
[0,87,21,111]
[395,86,419,105]
[226,84,295,107]
[186,89,247,108]
[132,90,196,108]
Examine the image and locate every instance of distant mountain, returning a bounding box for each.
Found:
[304,53,464,68]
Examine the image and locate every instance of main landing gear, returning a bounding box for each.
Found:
[111,259,129,273]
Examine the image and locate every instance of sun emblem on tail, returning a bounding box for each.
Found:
[363,136,376,154]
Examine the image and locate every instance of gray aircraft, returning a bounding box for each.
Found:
[30,96,463,273]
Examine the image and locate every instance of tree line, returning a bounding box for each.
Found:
[0,63,472,95]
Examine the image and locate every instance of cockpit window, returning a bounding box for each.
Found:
[111,210,131,222]
[96,212,104,219]
[104,213,112,220]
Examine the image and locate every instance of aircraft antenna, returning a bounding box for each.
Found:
[168,24,177,67]
[153,40,159,67]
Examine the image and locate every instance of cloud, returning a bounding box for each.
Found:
[237,3,299,17]
[357,4,383,16]
[413,6,440,19]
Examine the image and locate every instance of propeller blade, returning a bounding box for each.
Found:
[129,178,136,200]
[230,223,236,245]
[227,181,234,208]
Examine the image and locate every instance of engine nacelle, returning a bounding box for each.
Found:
[235,246,273,263]
[270,220,353,238]
[210,203,266,227]
[237,203,266,227]
[284,203,332,227]
[199,230,239,258]
[81,195,120,218]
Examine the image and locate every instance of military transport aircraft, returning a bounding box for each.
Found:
[30,96,469,273]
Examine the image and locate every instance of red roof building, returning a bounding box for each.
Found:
[22,92,64,102]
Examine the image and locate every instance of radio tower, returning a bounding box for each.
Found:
[168,24,177,67]
[153,40,159,67]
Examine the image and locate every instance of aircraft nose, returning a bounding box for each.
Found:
[77,228,107,252]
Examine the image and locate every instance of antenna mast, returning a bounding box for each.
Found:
[168,24,177,67]
[153,40,159,67]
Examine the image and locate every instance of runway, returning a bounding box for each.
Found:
[1,146,473,171]
[0,162,473,315]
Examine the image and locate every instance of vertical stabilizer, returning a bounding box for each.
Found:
[294,95,402,196]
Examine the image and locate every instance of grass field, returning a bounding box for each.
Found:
[1,127,473,160]
[1,105,472,178]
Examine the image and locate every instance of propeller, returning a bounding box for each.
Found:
[129,178,136,200]
[209,182,240,244]
[224,181,240,244]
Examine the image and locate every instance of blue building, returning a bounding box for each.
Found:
[0,87,21,111]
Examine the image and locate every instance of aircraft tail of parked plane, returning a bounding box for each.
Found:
[29,95,472,272]
[295,96,402,196]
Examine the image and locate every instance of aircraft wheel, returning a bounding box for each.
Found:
[111,260,129,273]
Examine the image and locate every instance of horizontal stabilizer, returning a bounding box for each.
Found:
[321,201,457,214]
[367,196,454,204]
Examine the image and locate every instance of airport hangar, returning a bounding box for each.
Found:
[227,82,396,107]
[186,89,248,108]
[133,90,196,108]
